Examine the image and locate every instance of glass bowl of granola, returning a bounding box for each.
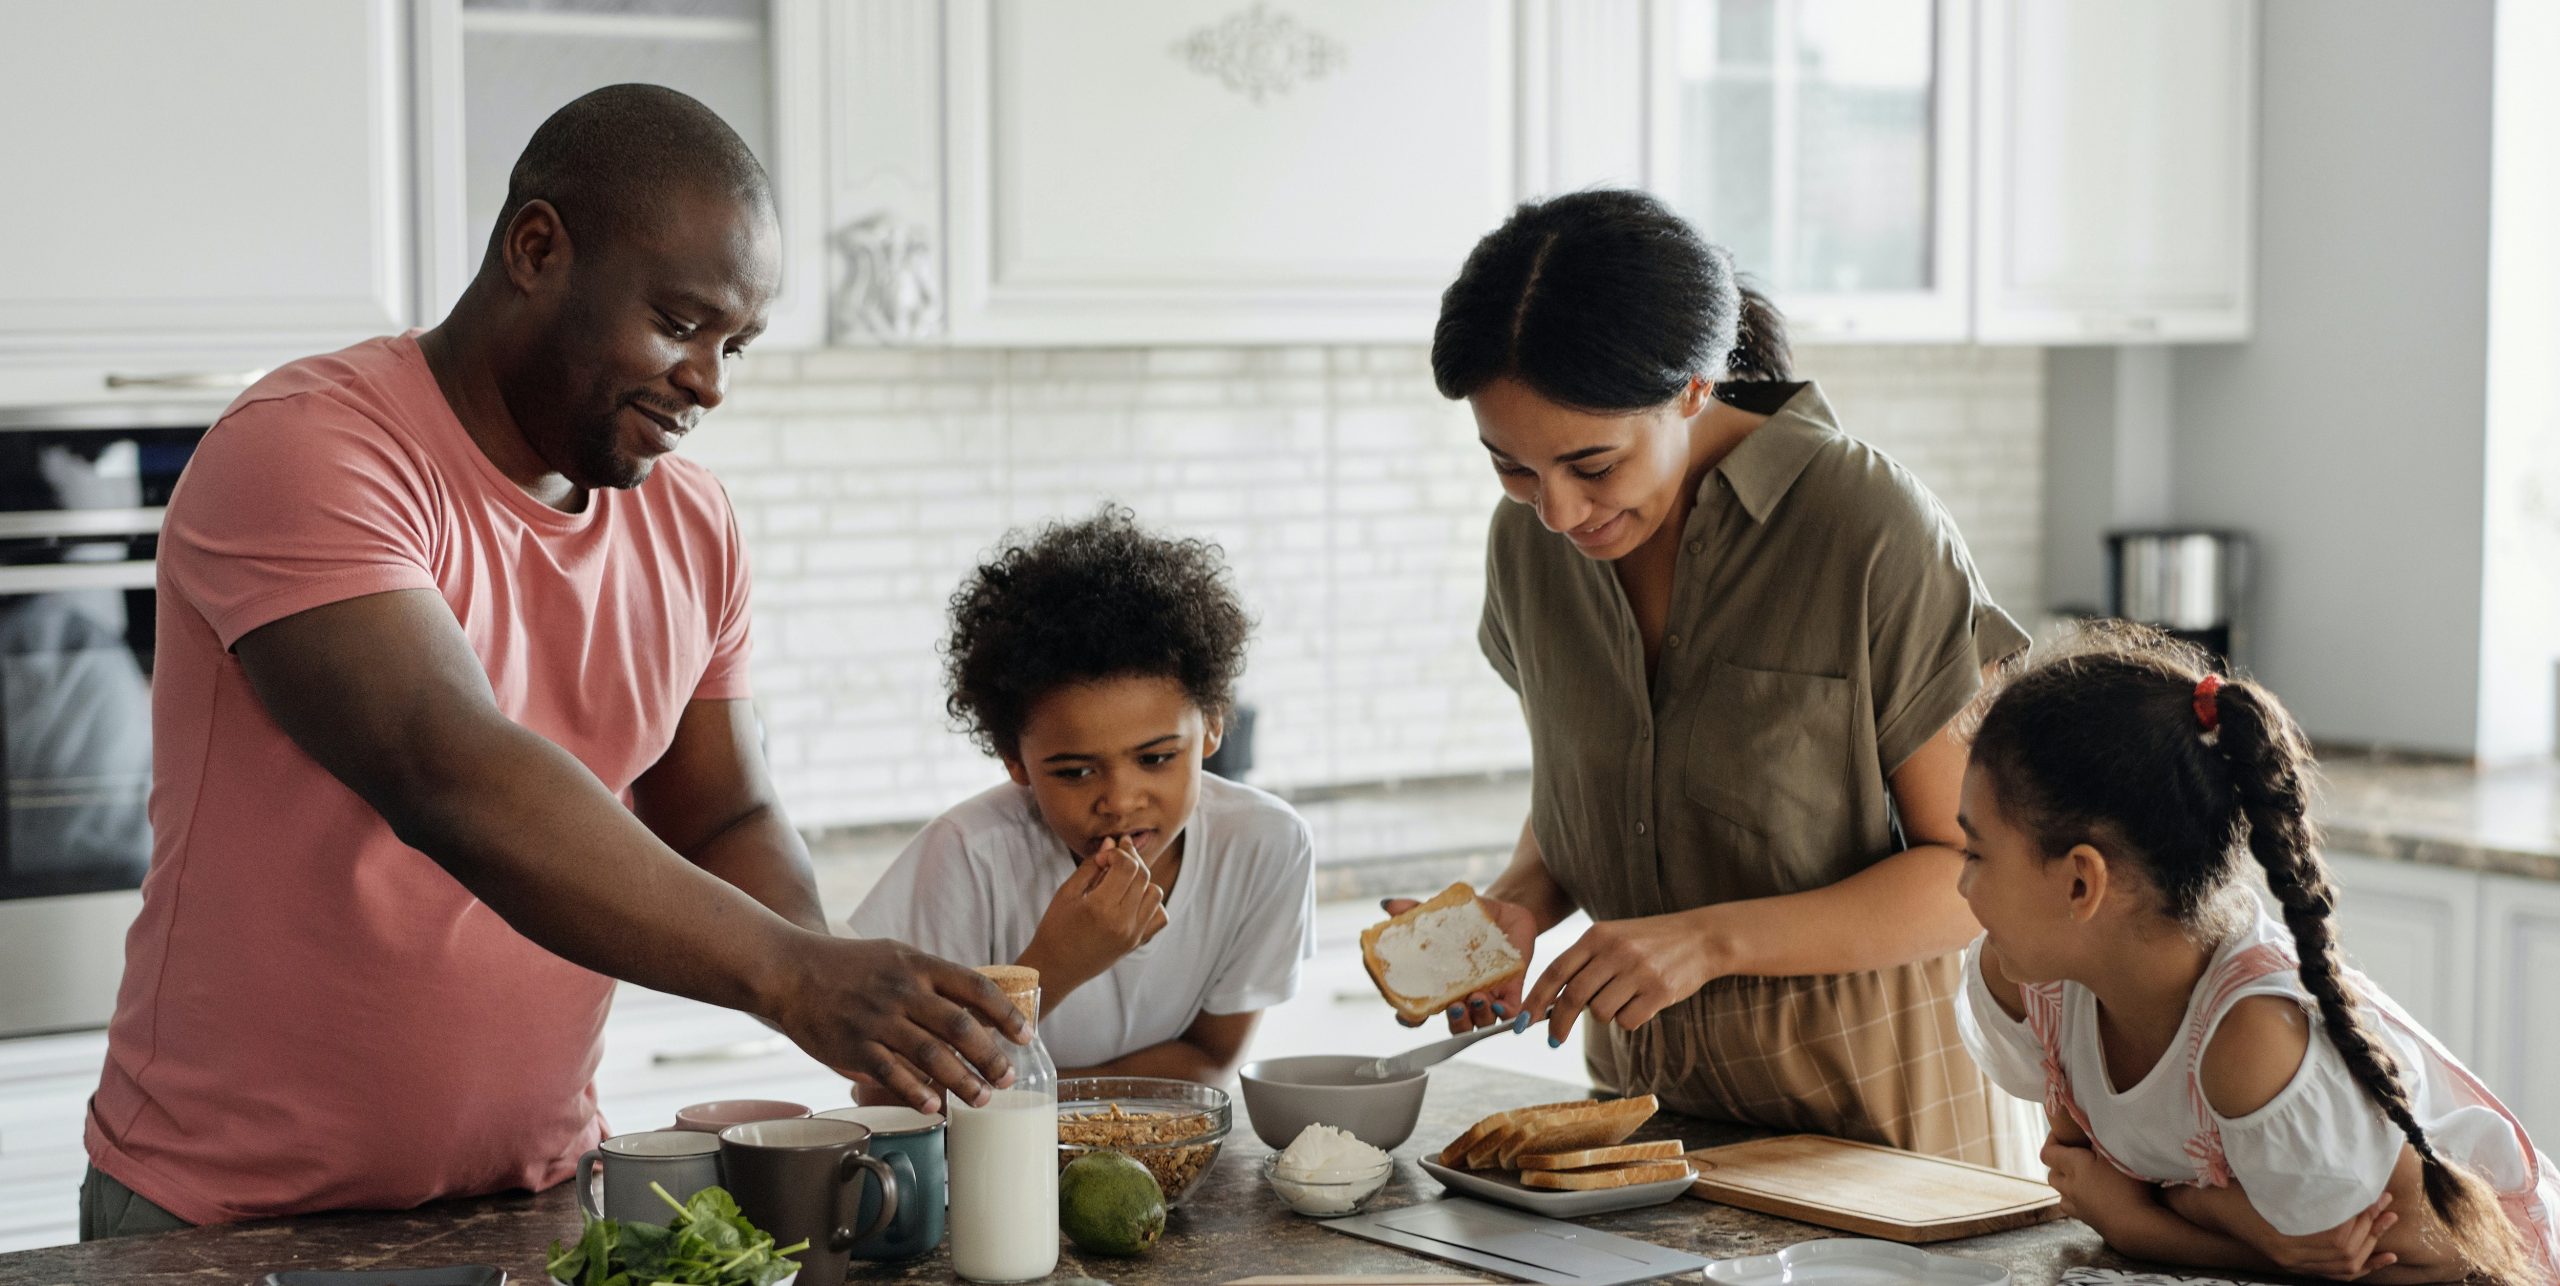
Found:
[1056,1077,1232,1209]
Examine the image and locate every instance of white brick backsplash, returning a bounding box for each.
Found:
[684,344,2043,828]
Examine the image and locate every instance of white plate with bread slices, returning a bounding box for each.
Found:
[1420,1095,1693,1217]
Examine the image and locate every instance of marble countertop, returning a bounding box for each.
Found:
[0,1063,2289,1286]
[2313,754,2560,882]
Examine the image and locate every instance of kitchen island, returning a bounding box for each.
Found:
[0,1062,2290,1286]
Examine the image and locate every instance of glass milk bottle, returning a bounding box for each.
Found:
[948,964,1059,1283]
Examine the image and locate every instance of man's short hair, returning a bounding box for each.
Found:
[482,83,773,271]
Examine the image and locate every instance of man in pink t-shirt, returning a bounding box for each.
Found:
[81,85,1025,1236]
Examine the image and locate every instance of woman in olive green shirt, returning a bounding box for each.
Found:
[1415,190,2028,1163]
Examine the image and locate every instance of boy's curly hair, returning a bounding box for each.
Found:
[943,505,1252,759]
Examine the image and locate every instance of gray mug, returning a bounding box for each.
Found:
[815,1105,946,1260]
[577,1130,724,1224]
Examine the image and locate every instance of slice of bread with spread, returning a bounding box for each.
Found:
[1360,882,1526,1024]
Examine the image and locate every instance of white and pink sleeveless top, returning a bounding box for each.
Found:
[1956,910,2558,1270]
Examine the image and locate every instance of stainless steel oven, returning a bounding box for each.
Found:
[0,405,211,1037]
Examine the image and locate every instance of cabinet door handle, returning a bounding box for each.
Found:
[103,370,266,391]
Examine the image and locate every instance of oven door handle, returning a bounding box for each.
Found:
[0,561,157,594]
[0,508,166,540]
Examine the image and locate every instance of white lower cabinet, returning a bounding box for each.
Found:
[2478,873,2560,1151]
[2324,854,2560,1151]
[2326,853,2481,1067]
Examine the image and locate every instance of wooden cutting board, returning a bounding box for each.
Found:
[1685,1134,2062,1243]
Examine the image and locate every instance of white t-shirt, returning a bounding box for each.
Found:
[848,774,1317,1071]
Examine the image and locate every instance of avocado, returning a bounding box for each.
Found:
[1059,1150,1166,1257]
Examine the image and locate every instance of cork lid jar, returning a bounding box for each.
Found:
[975,964,1042,1027]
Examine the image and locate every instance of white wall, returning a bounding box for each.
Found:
[2042,347,2174,614]
[2165,0,2495,754]
[685,344,2045,829]
[2476,0,2560,761]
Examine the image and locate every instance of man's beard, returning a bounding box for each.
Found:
[569,400,652,491]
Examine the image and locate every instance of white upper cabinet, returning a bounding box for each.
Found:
[838,0,1532,347]
[413,0,830,348]
[0,0,2265,365]
[0,1,411,365]
[1642,0,1973,342]
[1973,0,2257,343]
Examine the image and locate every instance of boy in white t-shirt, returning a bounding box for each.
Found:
[850,506,1316,1081]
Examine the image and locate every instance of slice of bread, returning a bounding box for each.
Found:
[1439,1095,1660,1170]
[1361,883,1526,1024]
[1518,1158,1694,1190]
[1439,1098,1581,1168]
[1491,1094,1658,1168]
[1514,1138,1685,1171]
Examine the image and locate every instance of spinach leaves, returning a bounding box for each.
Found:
[546,1183,805,1286]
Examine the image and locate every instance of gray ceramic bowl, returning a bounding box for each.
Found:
[1237,1055,1429,1151]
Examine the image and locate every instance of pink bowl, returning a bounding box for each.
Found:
[672,1098,809,1133]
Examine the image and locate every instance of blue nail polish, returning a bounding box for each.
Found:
[1547,1035,1563,1048]
[1492,1003,1509,1018]
[1512,1011,1532,1033]
[1447,1004,1464,1017]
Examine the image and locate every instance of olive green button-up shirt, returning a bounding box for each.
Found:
[1479,382,2029,923]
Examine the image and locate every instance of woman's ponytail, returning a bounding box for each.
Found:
[1725,281,1793,384]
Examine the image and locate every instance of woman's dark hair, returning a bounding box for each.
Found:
[1430,188,1792,411]
[1968,622,2534,1284]
[943,505,1252,760]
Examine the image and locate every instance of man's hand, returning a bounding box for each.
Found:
[1019,839,1167,1002]
[1379,892,1541,1032]
[769,936,1031,1116]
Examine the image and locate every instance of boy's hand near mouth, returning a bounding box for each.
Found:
[1017,833,1171,1004]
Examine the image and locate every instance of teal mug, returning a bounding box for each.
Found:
[815,1105,946,1260]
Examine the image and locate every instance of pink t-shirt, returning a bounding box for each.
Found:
[87,334,753,1224]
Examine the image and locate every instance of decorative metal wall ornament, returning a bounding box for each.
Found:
[831,213,941,343]
[1170,3,1346,104]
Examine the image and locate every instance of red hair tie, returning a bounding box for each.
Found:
[2193,675,2224,733]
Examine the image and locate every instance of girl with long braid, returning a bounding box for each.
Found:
[1953,624,2557,1282]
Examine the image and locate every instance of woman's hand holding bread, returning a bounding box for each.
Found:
[1368,883,1538,1032]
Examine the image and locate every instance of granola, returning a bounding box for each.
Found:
[1057,1102,1222,1198]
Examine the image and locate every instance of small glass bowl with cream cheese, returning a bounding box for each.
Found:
[1262,1124,1396,1217]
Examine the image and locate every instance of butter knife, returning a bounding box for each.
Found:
[1356,1010,1533,1080]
